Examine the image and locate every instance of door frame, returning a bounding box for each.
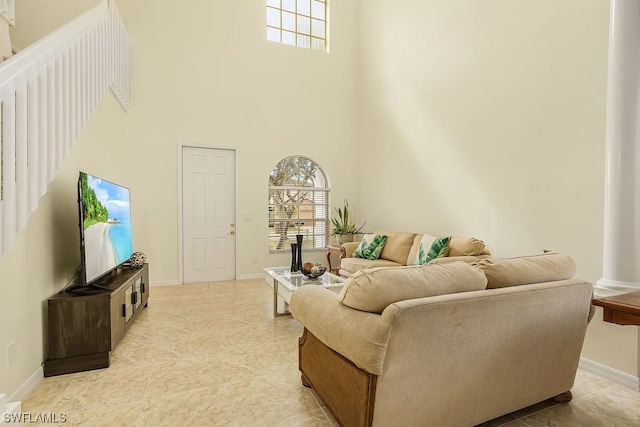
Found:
[177,142,239,284]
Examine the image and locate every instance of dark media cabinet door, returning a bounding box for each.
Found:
[44,264,149,377]
[47,296,111,359]
[110,285,128,351]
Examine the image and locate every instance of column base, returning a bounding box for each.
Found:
[594,278,640,297]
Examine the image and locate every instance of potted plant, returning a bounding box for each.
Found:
[331,199,365,244]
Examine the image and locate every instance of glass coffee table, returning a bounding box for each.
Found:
[263,267,346,317]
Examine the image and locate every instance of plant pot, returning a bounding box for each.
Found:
[338,234,354,244]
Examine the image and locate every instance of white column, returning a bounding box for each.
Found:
[596,0,640,296]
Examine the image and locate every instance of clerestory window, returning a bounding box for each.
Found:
[266,0,329,52]
[268,156,329,251]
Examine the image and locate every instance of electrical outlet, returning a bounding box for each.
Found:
[253,257,258,265]
[6,341,15,367]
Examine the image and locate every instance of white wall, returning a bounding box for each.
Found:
[0,93,128,398]
[0,0,359,397]
[115,0,360,281]
[356,0,638,377]
[0,0,114,400]
[10,0,100,49]
[0,19,12,60]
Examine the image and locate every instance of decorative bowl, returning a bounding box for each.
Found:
[300,262,327,280]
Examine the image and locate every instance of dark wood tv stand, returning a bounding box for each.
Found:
[44,264,149,376]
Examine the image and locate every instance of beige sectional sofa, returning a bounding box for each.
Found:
[290,253,593,427]
[339,230,491,277]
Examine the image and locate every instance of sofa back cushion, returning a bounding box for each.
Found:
[338,263,488,314]
[472,253,575,289]
[374,231,416,265]
[447,237,490,256]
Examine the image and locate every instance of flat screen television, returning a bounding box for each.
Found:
[70,171,134,291]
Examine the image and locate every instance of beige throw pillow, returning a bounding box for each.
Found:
[472,253,576,289]
[375,231,416,265]
[447,237,489,257]
[338,263,488,314]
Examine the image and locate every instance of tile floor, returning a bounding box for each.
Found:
[20,279,640,426]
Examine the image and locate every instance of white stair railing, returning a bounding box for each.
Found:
[0,0,130,260]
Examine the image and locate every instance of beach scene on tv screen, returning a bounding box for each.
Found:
[80,173,134,283]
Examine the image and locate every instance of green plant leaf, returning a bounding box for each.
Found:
[331,199,365,235]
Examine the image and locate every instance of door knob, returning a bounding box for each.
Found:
[230,223,235,227]
[229,230,235,235]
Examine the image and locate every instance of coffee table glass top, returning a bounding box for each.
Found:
[263,267,345,292]
[263,267,345,316]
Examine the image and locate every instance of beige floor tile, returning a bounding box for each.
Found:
[56,365,152,408]
[570,368,623,399]
[137,384,222,426]
[19,279,640,427]
[19,374,76,414]
[52,400,142,427]
[144,357,230,400]
[256,408,333,427]
[518,383,640,427]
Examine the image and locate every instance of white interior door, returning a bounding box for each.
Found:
[182,147,236,283]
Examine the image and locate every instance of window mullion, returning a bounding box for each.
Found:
[266,0,327,52]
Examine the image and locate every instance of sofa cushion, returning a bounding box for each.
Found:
[447,237,490,257]
[353,234,388,260]
[338,263,488,314]
[472,253,576,289]
[340,257,402,275]
[428,255,491,265]
[375,231,417,265]
[413,235,450,265]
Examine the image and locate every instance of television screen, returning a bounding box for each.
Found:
[78,172,134,285]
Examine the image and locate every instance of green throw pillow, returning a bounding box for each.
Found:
[353,234,388,260]
[414,235,450,265]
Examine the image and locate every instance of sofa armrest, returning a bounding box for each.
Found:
[342,241,360,258]
[290,286,391,375]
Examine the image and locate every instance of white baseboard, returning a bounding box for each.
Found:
[149,280,181,287]
[149,276,265,286]
[8,366,43,402]
[237,274,264,281]
[579,357,640,391]
[0,400,21,425]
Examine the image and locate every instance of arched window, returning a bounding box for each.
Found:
[268,156,329,251]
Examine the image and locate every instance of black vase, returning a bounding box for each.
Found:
[290,243,298,272]
[296,234,303,271]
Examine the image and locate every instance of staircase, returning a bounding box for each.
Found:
[0,393,20,424]
[0,0,130,261]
